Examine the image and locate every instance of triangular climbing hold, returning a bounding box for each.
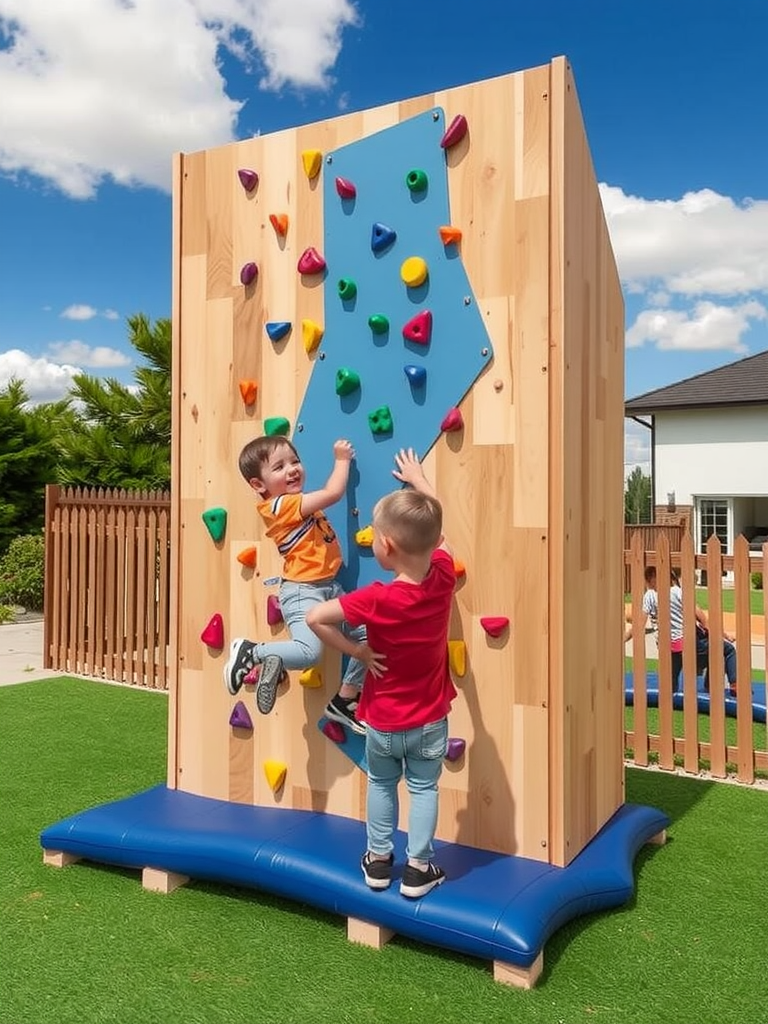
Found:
[229,701,253,730]
[200,613,224,649]
[448,639,466,678]
[297,247,326,275]
[269,213,288,236]
[236,546,258,568]
[239,380,258,406]
[302,319,324,353]
[480,616,509,638]
[335,176,357,199]
[439,225,462,246]
[263,417,290,437]
[301,149,323,179]
[266,594,283,626]
[445,737,466,762]
[264,760,287,793]
[402,310,432,345]
[299,666,323,688]
[202,508,227,543]
[265,321,291,342]
[322,720,346,743]
[371,222,396,253]
[237,168,259,192]
[453,558,466,578]
[440,407,463,433]
[440,114,468,149]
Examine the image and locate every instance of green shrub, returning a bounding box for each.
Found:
[752,572,764,590]
[0,604,16,624]
[0,534,45,611]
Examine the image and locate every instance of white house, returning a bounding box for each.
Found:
[625,350,768,559]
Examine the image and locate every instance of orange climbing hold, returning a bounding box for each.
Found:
[480,616,509,638]
[453,558,466,578]
[236,546,258,569]
[438,225,462,246]
[269,213,288,236]
[239,379,258,406]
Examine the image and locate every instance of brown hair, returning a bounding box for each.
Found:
[238,436,299,482]
[373,489,443,556]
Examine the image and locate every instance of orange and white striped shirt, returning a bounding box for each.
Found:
[257,493,342,582]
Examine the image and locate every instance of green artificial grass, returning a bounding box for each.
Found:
[2,677,767,1024]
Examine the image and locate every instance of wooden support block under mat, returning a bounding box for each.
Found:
[646,828,667,846]
[142,867,190,894]
[347,917,395,950]
[493,952,544,989]
[43,849,81,868]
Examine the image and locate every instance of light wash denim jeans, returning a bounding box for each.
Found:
[253,577,366,691]
[365,717,448,863]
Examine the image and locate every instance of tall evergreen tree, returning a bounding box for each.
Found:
[624,466,652,524]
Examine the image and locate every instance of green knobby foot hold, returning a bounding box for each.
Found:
[264,417,290,437]
[368,405,393,435]
[335,368,361,396]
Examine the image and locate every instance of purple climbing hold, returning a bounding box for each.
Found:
[445,737,466,762]
[240,262,258,286]
[237,168,259,192]
[229,701,253,730]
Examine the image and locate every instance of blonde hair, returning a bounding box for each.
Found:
[373,489,442,556]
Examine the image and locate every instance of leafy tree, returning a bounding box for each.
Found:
[624,466,652,524]
[55,314,171,490]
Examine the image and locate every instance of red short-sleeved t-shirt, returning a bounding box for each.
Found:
[338,549,457,731]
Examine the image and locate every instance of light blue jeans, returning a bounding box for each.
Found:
[365,718,448,863]
[253,578,366,691]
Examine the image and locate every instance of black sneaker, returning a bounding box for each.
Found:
[399,862,446,898]
[224,639,255,695]
[255,655,285,715]
[324,694,366,736]
[361,851,394,890]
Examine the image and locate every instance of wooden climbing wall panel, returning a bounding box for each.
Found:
[168,57,625,867]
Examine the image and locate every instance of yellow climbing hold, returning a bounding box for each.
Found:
[448,640,467,678]
[400,256,429,288]
[299,666,323,688]
[302,149,323,179]
[355,525,374,547]
[302,319,324,353]
[264,760,287,793]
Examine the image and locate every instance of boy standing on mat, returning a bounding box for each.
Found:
[224,435,380,733]
[307,448,456,899]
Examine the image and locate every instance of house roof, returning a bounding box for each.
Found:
[625,349,768,415]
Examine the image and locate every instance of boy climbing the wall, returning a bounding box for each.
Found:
[306,448,456,898]
[224,436,380,734]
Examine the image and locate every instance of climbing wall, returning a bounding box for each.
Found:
[169,57,626,867]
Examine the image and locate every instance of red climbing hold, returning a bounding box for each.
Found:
[297,247,326,275]
[402,310,432,345]
[322,720,346,743]
[440,114,468,149]
[200,613,224,649]
[266,594,283,626]
[480,616,509,638]
[440,407,463,433]
[335,176,357,199]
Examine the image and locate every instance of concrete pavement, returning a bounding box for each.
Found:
[0,617,65,687]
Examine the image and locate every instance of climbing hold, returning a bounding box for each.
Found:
[400,256,428,288]
[237,168,259,192]
[371,222,397,253]
[335,368,361,396]
[453,559,466,578]
[302,319,324,353]
[240,262,258,286]
[263,417,290,437]
[202,507,227,543]
[322,719,346,743]
[229,701,253,730]
[266,594,283,626]
[448,640,466,677]
[480,616,509,638]
[445,737,466,762]
[402,310,432,345]
[301,149,323,179]
[243,664,260,686]
[440,407,463,433]
[355,525,374,547]
[440,114,468,149]
[439,225,463,246]
[299,666,323,688]
[368,314,389,335]
[368,406,393,435]
[269,213,289,236]
[335,176,357,199]
[406,168,428,192]
[265,321,292,342]
[264,759,287,793]
[404,364,427,387]
[236,546,258,569]
[200,613,224,649]
[239,380,258,406]
[297,247,326,275]
[337,277,357,301]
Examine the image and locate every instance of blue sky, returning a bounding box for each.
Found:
[1,0,766,476]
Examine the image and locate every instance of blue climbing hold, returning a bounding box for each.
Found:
[265,321,292,342]
[404,364,427,387]
[370,222,397,254]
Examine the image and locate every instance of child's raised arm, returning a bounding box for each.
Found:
[300,440,355,518]
[392,447,451,555]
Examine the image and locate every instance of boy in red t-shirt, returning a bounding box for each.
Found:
[223,436,380,732]
[307,449,456,898]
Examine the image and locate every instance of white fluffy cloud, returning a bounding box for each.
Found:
[0,349,81,403]
[0,0,358,198]
[626,299,767,351]
[46,340,132,368]
[60,304,98,321]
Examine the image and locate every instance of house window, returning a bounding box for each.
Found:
[698,499,729,553]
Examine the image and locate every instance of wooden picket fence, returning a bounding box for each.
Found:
[624,531,768,784]
[44,485,171,689]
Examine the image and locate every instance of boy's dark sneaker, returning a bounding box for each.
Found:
[255,655,285,715]
[324,693,366,736]
[361,851,394,890]
[399,862,446,899]
[224,639,255,695]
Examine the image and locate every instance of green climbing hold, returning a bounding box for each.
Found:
[368,314,389,335]
[337,278,357,301]
[202,507,227,543]
[335,368,361,396]
[406,168,428,192]
[264,417,290,437]
[368,405,393,435]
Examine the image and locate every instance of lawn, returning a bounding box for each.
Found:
[2,677,767,1024]
[623,588,764,615]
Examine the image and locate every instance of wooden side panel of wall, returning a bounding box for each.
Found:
[548,58,625,866]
